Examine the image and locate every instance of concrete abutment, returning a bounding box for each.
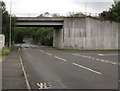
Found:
[53,17,119,49]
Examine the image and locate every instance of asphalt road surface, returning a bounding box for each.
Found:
[19,42,119,89]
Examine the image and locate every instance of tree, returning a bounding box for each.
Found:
[52,13,60,17]
[44,12,51,17]
[0,1,16,46]
[37,14,44,17]
[67,12,86,17]
[99,1,120,22]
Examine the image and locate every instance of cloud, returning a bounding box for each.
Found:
[2,0,114,17]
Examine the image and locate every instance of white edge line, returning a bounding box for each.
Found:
[72,63,102,75]
[18,48,31,90]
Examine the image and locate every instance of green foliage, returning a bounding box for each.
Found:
[15,27,53,46]
[15,27,33,43]
[32,27,53,46]
[52,13,60,17]
[68,12,86,17]
[99,1,120,22]
[2,46,10,56]
[0,1,16,46]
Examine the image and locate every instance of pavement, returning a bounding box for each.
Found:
[19,42,119,90]
[2,46,27,89]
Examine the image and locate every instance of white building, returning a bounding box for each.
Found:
[0,34,5,49]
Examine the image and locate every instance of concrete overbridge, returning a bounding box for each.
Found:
[16,17,118,49]
[16,17,64,27]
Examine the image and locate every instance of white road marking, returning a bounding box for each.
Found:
[36,49,39,51]
[39,50,44,53]
[98,54,104,56]
[46,53,52,56]
[54,56,67,61]
[83,56,87,58]
[104,60,110,63]
[18,48,21,51]
[18,48,31,90]
[73,53,118,65]
[96,59,100,61]
[98,54,118,56]
[100,60,105,62]
[91,58,95,60]
[37,82,51,89]
[72,63,102,75]
[110,62,117,65]
[88,56,92,59]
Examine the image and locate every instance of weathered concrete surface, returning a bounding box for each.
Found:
[63,17,86,49]
[62,17,119,49]
[85,18,118,49]
[16,17,63,27]
[53,28,63,48]
[16,17,119,49]
[0,10,2,34]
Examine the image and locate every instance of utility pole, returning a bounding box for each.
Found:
[9,0,12,49]
[85,0,87,15]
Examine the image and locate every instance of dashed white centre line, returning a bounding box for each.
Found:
[104,60,109,63]
[110,62,117,65]
[39,50,44,53]
[100,60,105,62]
[72,63,102,75]
[54,56,67,61]
[46,53,52,56]
[98,54,104,56]
[73,53,118,65]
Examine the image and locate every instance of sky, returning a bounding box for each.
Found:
[2,0,114,17]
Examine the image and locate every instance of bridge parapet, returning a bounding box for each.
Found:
[17,17,64,22]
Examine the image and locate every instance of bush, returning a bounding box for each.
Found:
[2,47,10,56]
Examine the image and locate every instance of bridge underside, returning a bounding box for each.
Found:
[16,22,63,27]
[16,18,64,48]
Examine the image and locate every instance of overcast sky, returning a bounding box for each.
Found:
[2,0,114,17]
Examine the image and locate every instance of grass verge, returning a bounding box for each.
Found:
[0,47,10,59]
[61,48,120,51]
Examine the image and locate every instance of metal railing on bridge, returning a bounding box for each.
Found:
[12,12,100,17]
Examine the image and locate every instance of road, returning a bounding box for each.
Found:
[19,42,119,89]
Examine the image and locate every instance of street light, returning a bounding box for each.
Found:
[9,0,12,49]
[85,0,87,15]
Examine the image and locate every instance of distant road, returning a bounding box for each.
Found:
[19,42,119,89]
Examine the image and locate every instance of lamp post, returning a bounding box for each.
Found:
[9,0,12,49]
[85,0,87,15]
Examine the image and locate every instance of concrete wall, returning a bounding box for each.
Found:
[0,10,2,34]
[63,17,86,49]
[0,34,5,49]
[85,18,118,49]
[62,17,118,49]
[53,27,63,48]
